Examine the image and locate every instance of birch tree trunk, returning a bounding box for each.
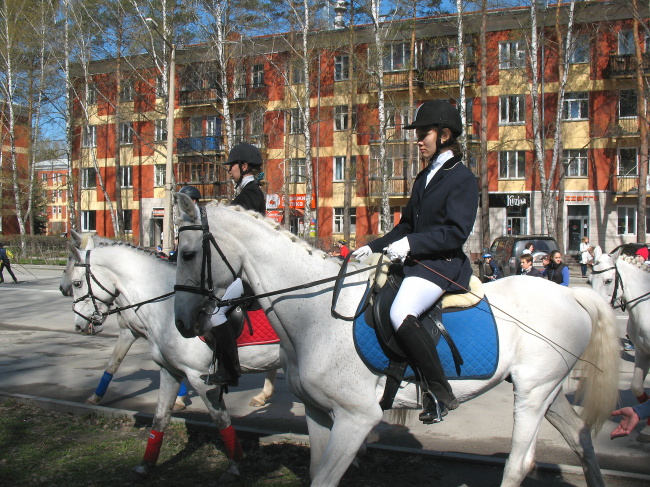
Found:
[633,0,648,243]
[479,0,490,249]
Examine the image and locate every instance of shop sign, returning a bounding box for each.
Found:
[152,207,164,218]
[266,193,316,210]
[488,193,529,208]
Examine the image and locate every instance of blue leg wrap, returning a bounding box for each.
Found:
[94,371,113,398]
[178,381,188,397]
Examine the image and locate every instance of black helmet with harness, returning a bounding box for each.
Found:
[225,143,263,186]
[405,99,463,153]
[179,185,201,202]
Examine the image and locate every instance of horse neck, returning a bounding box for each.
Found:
[618,260,650,303]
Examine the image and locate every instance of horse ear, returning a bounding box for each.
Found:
[85,235,96,250]
[70,229,83,248]
[594,245,602,261]
[177,192,199,221]
[67,241,82,262]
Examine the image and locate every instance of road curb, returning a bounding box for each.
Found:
[1,391,648,483]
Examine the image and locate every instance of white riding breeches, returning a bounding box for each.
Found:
[213,277,244,326]
[390,276,444,331]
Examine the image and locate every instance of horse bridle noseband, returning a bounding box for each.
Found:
[73,250,120,325]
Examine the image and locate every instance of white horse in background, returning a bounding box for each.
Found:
[61,237,281,480]
[173,197,620,487]
[590,251,650,441]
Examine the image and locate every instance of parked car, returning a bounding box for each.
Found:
[608,243,647,257]
[481,235,560,279]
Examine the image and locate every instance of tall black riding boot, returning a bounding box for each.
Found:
[395,315,459,424]
[202,324,241,387]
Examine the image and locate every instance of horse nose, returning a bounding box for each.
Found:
[176,318,196,339]
[60,285,72,297]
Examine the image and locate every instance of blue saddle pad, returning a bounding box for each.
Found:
[353,290,499,380]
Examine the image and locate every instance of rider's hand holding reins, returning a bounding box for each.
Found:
[352,246,372,262]
[386,237,410,263]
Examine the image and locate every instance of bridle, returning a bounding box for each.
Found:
[72,249,175,330]
[591,260,650,311]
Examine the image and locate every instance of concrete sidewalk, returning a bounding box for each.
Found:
[1,265,649,483]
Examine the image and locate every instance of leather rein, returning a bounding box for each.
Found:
[591,262,650,311]
[72,250,174,325]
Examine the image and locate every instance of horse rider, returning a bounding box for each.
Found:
[352,100,479,424]
[337,239,350,259]
[482,253,501,282]
[202,143,266,387]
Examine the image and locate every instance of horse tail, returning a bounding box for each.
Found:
[569,287,620,434]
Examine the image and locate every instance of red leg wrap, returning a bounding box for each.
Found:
[220,425,244,461]
[143,429,165,464]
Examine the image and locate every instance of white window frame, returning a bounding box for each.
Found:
[383,43,411,72]
[122,209,133,233]
[334,105,357,131]
[334,55,350,81]
[618,206,636,235]
[252,64,264,87]
[563,149,588,178]
[288,158,306,183]
[618,147,638,176]
[619,30,634,56]
[121,166,133,188]
[120,79,135,102]
[81,210,96,232]
[333,156,356,182]
[233,117,245,144]
[87,84,98,105]
[619,90,637,119]
[154,119,167,142]
[499,151,526,179]
[289,108,304,134]
[566,34,590,64]
[499,40,526,69]
[333,207,357,234]
[155,164,165,187]
[291,61,305,85]
[82,125,97,148]
[499,95,525,125]
[562,92,589,121]
[81,167,96,189]
[119,121,134,145]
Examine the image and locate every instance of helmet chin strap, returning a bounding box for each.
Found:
[234,162,252,187]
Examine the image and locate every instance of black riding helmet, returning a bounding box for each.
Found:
[405,99,463,138]
[226,143,263,168]
[179,185,201,201]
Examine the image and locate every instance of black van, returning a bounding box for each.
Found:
[483,235,559,278]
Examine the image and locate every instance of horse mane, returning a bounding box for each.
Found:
[207,202,330,260]
[93,238,177,267]
[619,255,650,274]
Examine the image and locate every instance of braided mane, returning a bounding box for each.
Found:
[93,237,177,267]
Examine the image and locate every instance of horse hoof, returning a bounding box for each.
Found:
[219,464,241,483]
[132,461,154,478]
[249,397,266,407]
[172,397,187,411]
[86,394,102,405]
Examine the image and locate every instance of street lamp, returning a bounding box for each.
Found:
[146,17,175,254]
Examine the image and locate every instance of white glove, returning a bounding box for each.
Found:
[212,278,244,326]
[351,245,373,262]
[386,237,410,263]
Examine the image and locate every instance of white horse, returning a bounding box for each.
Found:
[61,238,281,480]
[173,197,620,487]
[589,252,650,441]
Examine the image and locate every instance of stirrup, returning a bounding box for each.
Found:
[419,392,448,424]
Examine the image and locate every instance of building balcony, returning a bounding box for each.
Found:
[179,88,222,106]
[230,84,269,102]
[177,136,223,154]
[368,177,410,199]
[419,63,477,87]
[609,175,649,196]
[606,53,650,78]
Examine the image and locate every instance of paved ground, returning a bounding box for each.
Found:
[1,264,649,484]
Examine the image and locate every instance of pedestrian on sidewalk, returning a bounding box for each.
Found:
[543,250,569,286]
[579,236,591,278]
[0,243,18,284]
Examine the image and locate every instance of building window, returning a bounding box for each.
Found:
[155,165,165,187]
[233,117,245,144]
[41,173,47,182]
[619,90,637,118]
[82,125,96,148]
[618,148,638,176]
[499,95,525,124]
[87,84,98,105]
[81,210,96,232]
[155,119,167,142]
[499,151,526,179]
[252,64,264,87]
[333,156,356,182]
[499,40,525,69]
[563,149,588,177]
[156,75,165,98]
[122,210,133,233]
[251,109,264,137]
[121,166,133,188]
[120,79,134,102]
[291,61,305,84]
[334,105,357,131]
[618,206,636,235]
[383,43,411,72]
[333,207,356,233]
[119,122,134,144]
[335,55,350,81]
[619,30,634,56]
[206,115,220,137]
[288,158,306,183]
[567,34,590,64]
[289,108,304,134]
[562,92,588,121]
[81,167,96,189]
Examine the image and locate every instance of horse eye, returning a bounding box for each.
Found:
[604,279,613,285]
[73,280,82,288]
[182,251,196,262]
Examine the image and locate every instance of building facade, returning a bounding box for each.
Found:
[70,1,650,257]
[35,158,70,236]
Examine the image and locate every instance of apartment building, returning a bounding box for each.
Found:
[35,158,70,236]
[71,1,650,256]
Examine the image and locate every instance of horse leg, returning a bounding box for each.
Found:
[133,368,182,478]
[188,377,242,483]
[631,352,650,442]
[87,324,138,405]
[309,406,383,487]
[304,404,333,480]
[250,369,277,407]
[500,382,562,487]
[545,392,604,487]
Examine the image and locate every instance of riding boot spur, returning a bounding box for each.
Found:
[201,323,241,387]
[395,315,459,424]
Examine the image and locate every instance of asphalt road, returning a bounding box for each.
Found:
[1,265,649,486]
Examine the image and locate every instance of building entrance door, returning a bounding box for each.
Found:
[567,205,589,253]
